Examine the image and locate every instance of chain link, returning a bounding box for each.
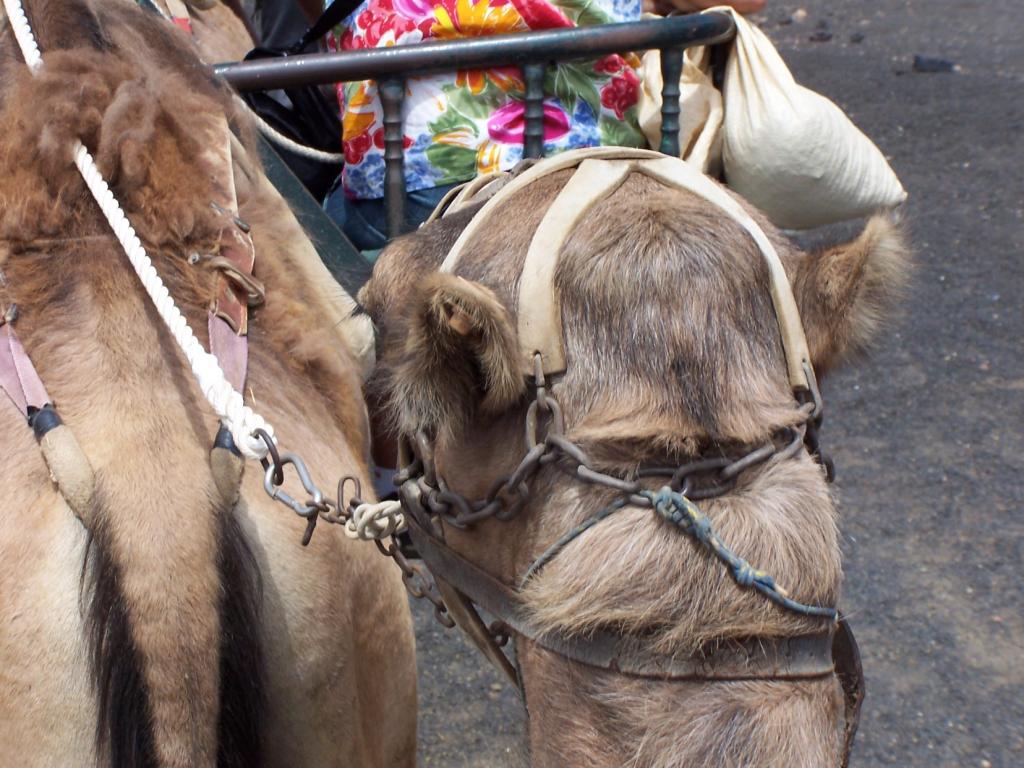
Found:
[250,430,454,620]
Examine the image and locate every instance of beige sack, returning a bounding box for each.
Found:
[637,9,907,229]
[716,7,906,229]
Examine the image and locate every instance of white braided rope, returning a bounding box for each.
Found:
[5,0,409,538]
[72,143,272,458]
[4,0,273,460]
[4,0,42,72]
[236,96,345,165]
[344,499,405,540]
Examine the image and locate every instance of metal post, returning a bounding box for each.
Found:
[658,46,683,157]
[379,77,407,240]
[710,40,731,91]
[522,61,546,159]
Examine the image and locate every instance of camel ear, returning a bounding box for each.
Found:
[388,272,525,436]
[794,215,911,376]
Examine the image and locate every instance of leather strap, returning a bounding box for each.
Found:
[402,479,837,683]
[403,478,863,762]
[0,321,50,415]
[432,575,520,686]
[208,312,248,392]
[437,148,815,392]
[833,616,865,768]
[204,119,255,394]
[423,172,509,225]
[446,171,510,215]
[517,159,633,375]
[0,316,95,524]
[423,182,469,226]
[439,147,660,275]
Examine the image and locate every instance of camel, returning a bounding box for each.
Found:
[362,151,908,766]
[0,0,415,765]
[143,0,256,64]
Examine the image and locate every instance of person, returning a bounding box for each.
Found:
[322,0,765,252]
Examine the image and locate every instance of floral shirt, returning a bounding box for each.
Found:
[328,0,645,199]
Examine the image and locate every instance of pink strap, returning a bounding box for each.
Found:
[0,323,50,415]
[208,313,248,394]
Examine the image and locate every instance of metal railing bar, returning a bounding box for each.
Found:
[213,14,735,92]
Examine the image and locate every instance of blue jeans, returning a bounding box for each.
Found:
[324,180,458,256]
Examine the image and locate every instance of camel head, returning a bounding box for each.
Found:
[363,164,908,766]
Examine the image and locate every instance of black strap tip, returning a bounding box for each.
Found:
[27,404,62,439]
[213,424,243,458]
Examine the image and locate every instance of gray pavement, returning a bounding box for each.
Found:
[410,2,1024,765]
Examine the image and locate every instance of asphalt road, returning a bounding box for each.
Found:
[409,2,1024,765]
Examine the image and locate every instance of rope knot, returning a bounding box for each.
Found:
[646,487,713,541]
[637,485,837,620]
[734,563,765,588]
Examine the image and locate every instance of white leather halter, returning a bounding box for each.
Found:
[436,147,816,394]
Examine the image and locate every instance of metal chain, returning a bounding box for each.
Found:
[392,354,834,633]
[395,358,819,532]
[249,429,455,620]
[375,536,457,628]
[255,352,828,543]
[253,429,406,545]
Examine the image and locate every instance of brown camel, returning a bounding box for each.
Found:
[145,0,256,64]
[362,156,908,766]
[0,0,414,765]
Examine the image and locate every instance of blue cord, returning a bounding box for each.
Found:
[641,487,838,620]
[521,487,838,622]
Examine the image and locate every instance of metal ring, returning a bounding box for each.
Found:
[254,427,283,485]
[532,352,546,390]
[415,430,437,486]
[542,396,564,437]
[687,477,738,500]
[776,427,805,462]
[546,434,591,468]
[262,461,320,518]
[504,443,546,490]
[576,465,641,494]
[492,482,531,521]
[277,452,324,507]
[800,359,824,421]
[525,399,540,448]
[338,475,363,510]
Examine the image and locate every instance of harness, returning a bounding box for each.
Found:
[403,147,864,765]
[2,0,387,546]
[0,118,260,523]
